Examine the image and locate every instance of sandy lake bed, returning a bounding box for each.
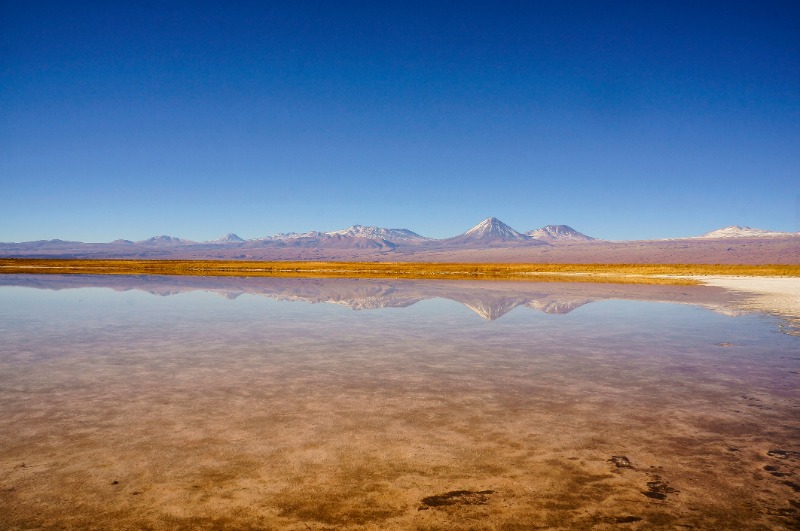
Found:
[1,275,798,529]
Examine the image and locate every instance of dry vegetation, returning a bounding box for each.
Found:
[1,259,798,284]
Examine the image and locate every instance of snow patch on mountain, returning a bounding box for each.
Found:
[208,233,245,243]
[527,225,595,241]
[698,226,799,238]
[137,235,195,245]
[261,231,325,241]
[462,217,529,240]
[326,225,428,241]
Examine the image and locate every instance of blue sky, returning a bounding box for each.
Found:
[2,1,798,242]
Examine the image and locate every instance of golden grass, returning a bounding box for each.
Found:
[1,259,799,284]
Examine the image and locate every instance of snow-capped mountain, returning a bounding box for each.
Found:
[698,226,799,238]
[260,231,325,241]
[251,230,396,250]
[527,225,595,241]
[137,235,195,245]
[4,218,797,261]
[325,225,428,241]
[208,233,245,244]
[446,217,533,245]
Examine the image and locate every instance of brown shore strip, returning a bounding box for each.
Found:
[1,259,798,284]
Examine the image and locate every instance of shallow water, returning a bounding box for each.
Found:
[1,275,798,529]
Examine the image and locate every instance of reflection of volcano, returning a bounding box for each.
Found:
[526,298,596,315]
[0,274,740,321]
[454,294,597,319]
[455,296,530,320]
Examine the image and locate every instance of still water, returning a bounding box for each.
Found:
[1,275,798,529]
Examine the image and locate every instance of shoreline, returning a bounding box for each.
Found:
[689,275,800,321]
[1,258,798,285]
[2,258,798,332]
[2,261,799,317]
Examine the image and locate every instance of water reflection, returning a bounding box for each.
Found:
[0,273,744,320]
[0,275,798,529]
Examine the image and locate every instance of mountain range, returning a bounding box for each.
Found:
[0,218,797,264]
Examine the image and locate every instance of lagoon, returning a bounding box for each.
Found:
[1,275,798,529]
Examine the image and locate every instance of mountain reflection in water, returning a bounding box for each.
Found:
[0,273,740,320]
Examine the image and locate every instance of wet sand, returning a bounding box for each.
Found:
[693,277,800,335]
[695,276,800,315]
[1,281,799,529]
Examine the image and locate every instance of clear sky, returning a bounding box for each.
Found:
[2,1,799,242]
